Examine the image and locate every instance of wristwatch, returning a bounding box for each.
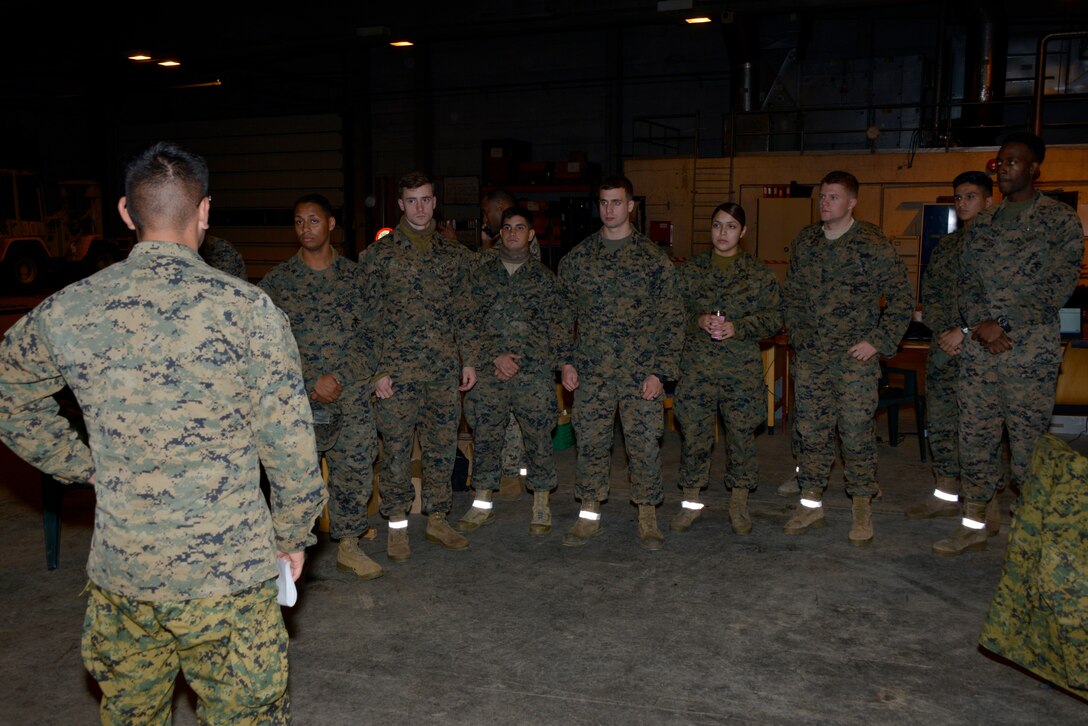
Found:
[996,315,1011,333]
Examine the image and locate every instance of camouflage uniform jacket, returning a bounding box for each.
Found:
[259,249,373,402]
[979,434,1088,698]
[463,253,568,376]
[558,229,684,382]
[957,192,1083,332]
[783,219,913,357]
[359,227,476,383]
[678,250,782,378]
[199,235,247,280]
[0,242,326,601]
[921,227,965,370]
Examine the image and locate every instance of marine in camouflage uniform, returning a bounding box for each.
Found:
[920,228,965,486]
[0,143,326,724]
[260,193,381,579]
[935,132,1084,556]
[200,233,247,279]
[558,176,684,549]
[979,434,1088,697]
[457,206,568,535]
[673,229,781,535]
[782,171,913,545]
[480,189,543,493]
[359,172,476,559]
[907,171,993,520]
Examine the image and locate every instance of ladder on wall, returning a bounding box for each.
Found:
[689,156,731,257]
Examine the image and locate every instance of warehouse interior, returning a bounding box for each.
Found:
[1,1,1087,723]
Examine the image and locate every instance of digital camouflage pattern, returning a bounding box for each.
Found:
[957,192,1084,502]
[359,224,476,516]
[462,253,567,493]
[920,228,965,480]
[83,579,290,725]
[260,250,377,538]
[558,229,684,504]
[783,219,913,496]
[674,251,781,492]
[979,434,1088,698]
[0,242,327,601]
[199,235,248,280]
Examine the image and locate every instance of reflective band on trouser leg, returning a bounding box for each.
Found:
[962,517,985,530]
[389,519,408,529]
[800,498,822,509]
[578,510,601,521]
[934,489,958,502]
[472,500,494,510]
[681,501,704,510]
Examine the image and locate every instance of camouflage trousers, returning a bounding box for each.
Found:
[375,378,459,517]
[674,372,764,491]
[959,326,1061,503]
[793,351,880,497]
[501,414,527,478]
[81,579,289,725]
[572,374,664,505]
[324,400,377,539]
[926,350,960,480]
[466,371,557,493]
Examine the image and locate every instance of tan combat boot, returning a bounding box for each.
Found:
[783,489,825,535]
[669,487,704,532]
[848,495,873,546]
[455,490,496,532]
[387,515,410,562]
[638,504,665,551]
[562,501,602,547]
[729,487,752,535]
[497,473,524,501]
[337,535,384,580]
[932,501,989,556]
[426,512,469,551]
[985,493,1002,537]
[776,466,800,497]
[905,476,961,519]
[529,490,551,536]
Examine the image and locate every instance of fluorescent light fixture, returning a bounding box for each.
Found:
[128,54,152,61]
[685,16,712,24]
[390,40,413,47]
[158,60,181,67]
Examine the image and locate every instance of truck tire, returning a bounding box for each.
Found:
[5,247,46,292]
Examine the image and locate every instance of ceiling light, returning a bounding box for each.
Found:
[390,40,413,47]
[158,60,181,67]
[685,17,712,24]
[128,54,152,62]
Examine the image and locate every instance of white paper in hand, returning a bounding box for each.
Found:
[277,557,298,607]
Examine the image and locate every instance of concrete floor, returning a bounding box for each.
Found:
[2,416,1086,725]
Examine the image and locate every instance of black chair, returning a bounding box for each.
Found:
[877,363,927,462]
[42,473,94,570]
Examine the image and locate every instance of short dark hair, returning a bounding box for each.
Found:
[123,142,209,235]
[398,171,432,193]
[951,171,993,196]
[599,175,634,199]
[820,171,859,196]
[711,202,746,228]
[1000,131,1046,164]
[501,205,534,226]
[294,194,334,217]
[484,188,515,207]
